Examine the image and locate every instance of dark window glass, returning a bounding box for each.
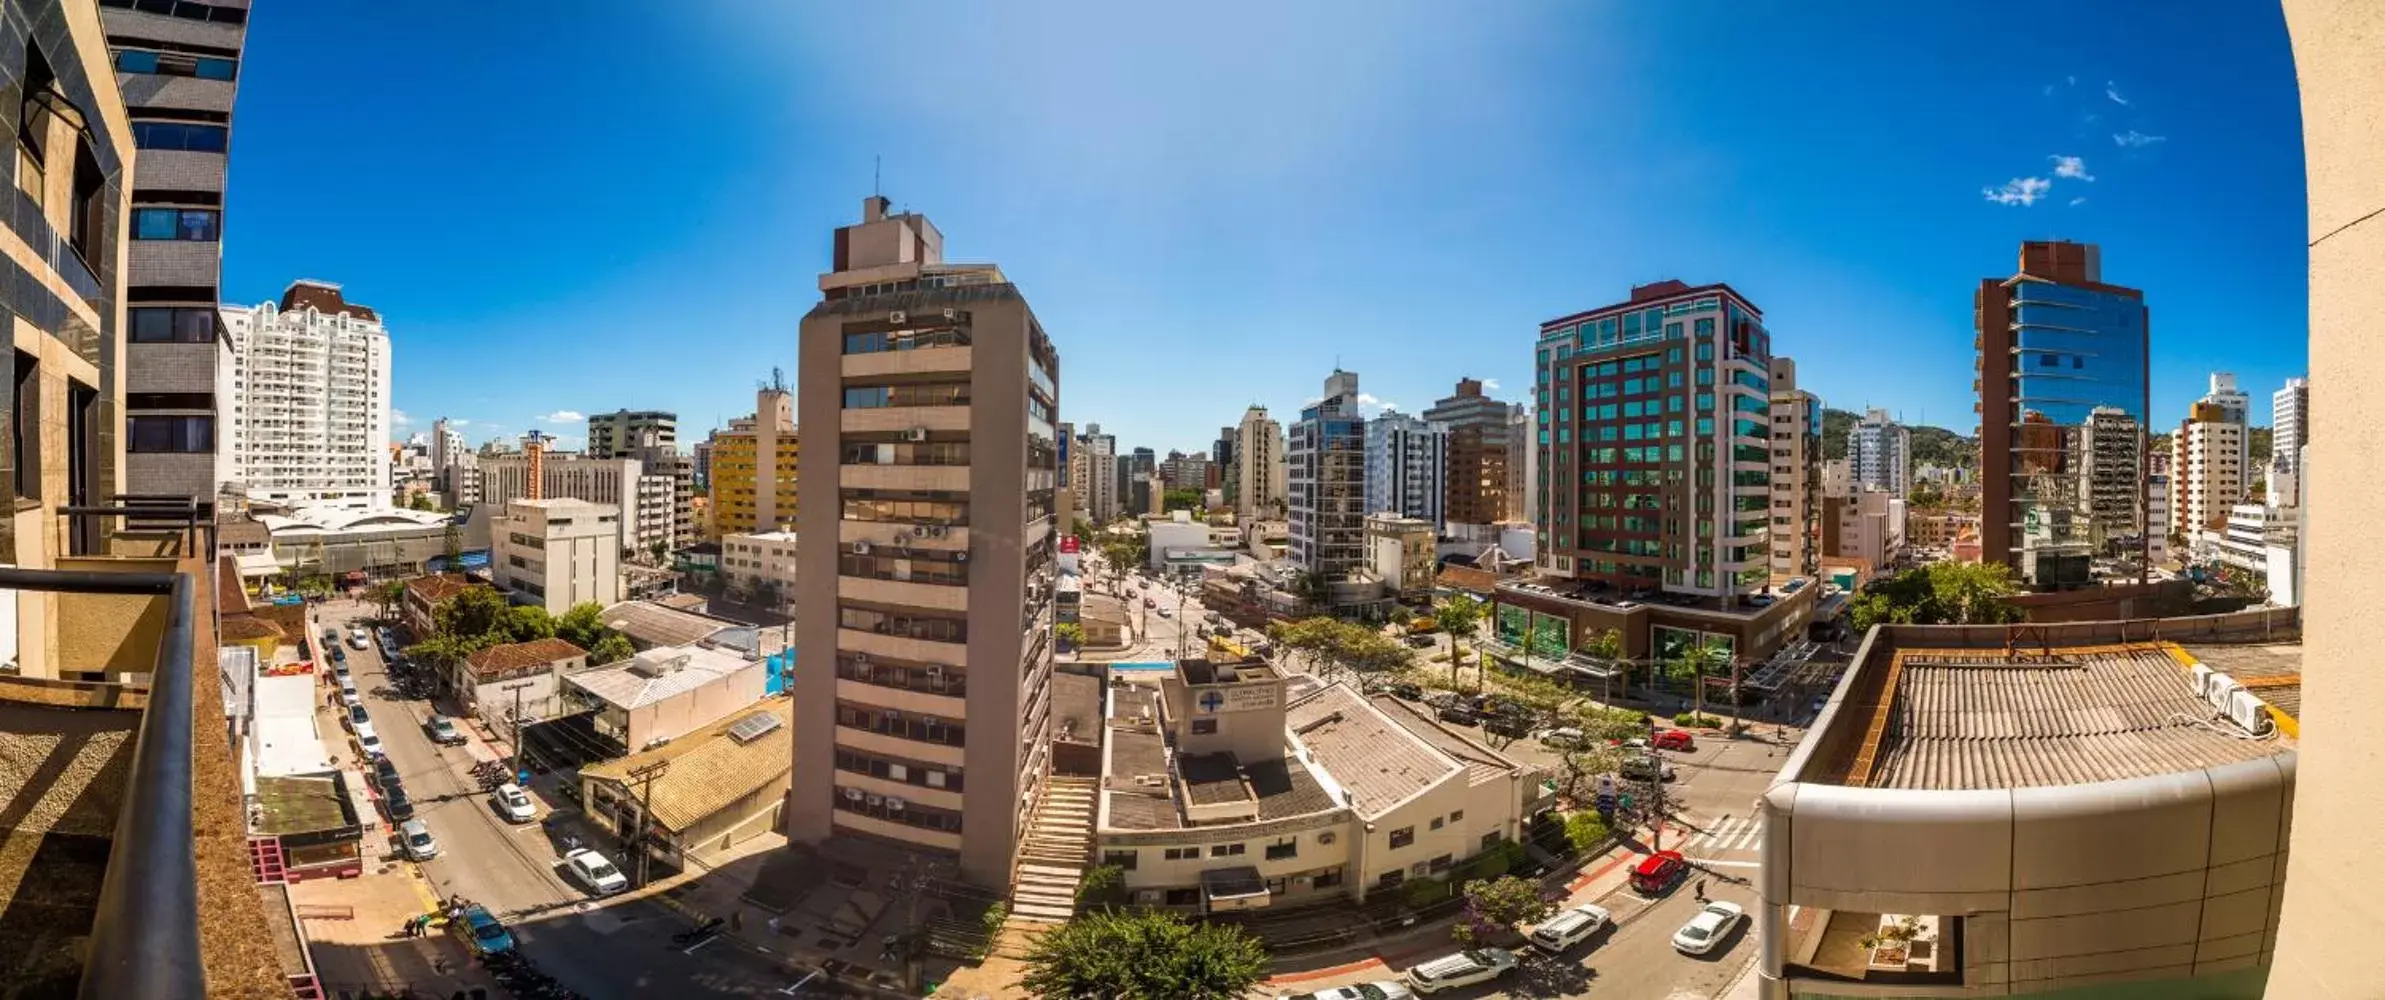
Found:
[194,57,236,81]
[131,207,218,241]
[128,415,211,453]
[114,50,160,74]
[131,122,229,153]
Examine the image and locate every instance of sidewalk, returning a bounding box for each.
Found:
[1263,841,1644,990]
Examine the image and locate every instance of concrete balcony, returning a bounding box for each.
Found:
[831,810,964,853]
[837,575,968,613]
[835,726,967,768]
[837,677,967,719]
[841,406,970,435]
[839,520,970,553]
[838,626,967,664]
[832,769,965,812]
[840,463,970,493]
[843,345,972,379]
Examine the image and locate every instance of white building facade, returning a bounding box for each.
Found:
[719,530,798,614]
[477,453,676,557]
[1363,410,1447,529]
[2270,376,2308,508]
[1079,425,1118,524]
[493,498,623,614]
[2171,403,2246,537]
[1845,408,1910,498]
[219,281,392,509]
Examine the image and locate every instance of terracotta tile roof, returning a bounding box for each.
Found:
[1437,563,1502,594]
[404,574,481,605]
[582,697,792,833]
[279,280,378,322]
[463,638,585,681]
[213,554,249,616]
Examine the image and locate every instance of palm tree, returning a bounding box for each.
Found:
[1434,595,1485,687]
[1579,628,1624,705]
[1681,636,1732,723]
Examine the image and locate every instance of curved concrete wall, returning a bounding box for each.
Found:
[1759,754,2293,997]
[2275,4,2385,997]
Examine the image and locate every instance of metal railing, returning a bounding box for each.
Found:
[0,566,202,999]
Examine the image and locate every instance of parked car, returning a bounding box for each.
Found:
[1672,900,1746,955]
[321,629,339,647]
[383,781,416,822]
[1435,703,1480,726]
[353,720,384,759]
[331,659,350,680]
[1277,982,1413,1000]
[1386,682,1424,701]
[1155,606,1172,618]
[563,848,628,895]
[346,703,370,728]
[426,715,465,746]
[493,782,537,823]
[455,904,515,955]
[1529,903,1614,954]
[348,628,370,650]
[1483,713,1534,739]
[1630,850,1688,895]
[1652,728,1696,751]
[399,818,440,860]
[1405,633,1436,648]
[1143,597,1156,608]
[1539,726,1586,749]
[1404,947,1517,994]
[371,756,400,790]
[1620,755,1676,782]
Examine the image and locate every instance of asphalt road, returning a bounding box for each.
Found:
[329,603,809,998]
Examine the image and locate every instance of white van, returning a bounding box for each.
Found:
[400,818,440,860]
[1529,903,1613,954]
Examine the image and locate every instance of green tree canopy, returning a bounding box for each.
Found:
[556,601,611,650]
[1020,909,1267,1000]
[501,604,557,643]
[1849,561,2024,631]
[1453,874,1558,945]
[435,586,510,646]
[588,633,635,666]
[1161,488,1203,513]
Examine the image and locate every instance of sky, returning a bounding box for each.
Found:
[221,1,2309,456]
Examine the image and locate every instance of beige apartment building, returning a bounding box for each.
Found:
[720,529,798,614]
[1233,405,1286,521]
[1768,357,1823,581]
[2170,401,2246,538]
[492,497,622,615]
[791,196,1063,886]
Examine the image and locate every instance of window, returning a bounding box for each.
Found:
[1164,888,1200,906]
[125,392,211,410]
[1163,847,1198,861]
[128,414,211,453]
[1449,810,1465,823]
[1429,855,1454,873]
[1189,718,1217,735]
[12,351,35,499]
[1388,826,1415,849]
[100,0,250,26]
[113,49,238,81]
[131,206,219,241]
[1103,850,1138,871]
[128,306,217,343]
[1429,816,1444,831]
[1376,870,1405,889]
[1209,843,1245,858]
[1265,840,1297,861]
[1313,870,1343,889]
[130,121,229,153]
[1482,832,1503,851]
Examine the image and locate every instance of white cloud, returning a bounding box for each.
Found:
[1479,378,1501,392]
[447,418,469,427]
[1982,177,2052,207]
[2104,81,2129,106]
[2113,130,2166,148]
[540,410,585,423]
[2049,155,2094,181]
[1356,393,1398,414]
[2069,196,2088,207]
[2041,83,2055,97]
[391,409,413,428]
[2067,75,2078,86]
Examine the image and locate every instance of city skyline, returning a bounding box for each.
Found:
[212,2,2305,454]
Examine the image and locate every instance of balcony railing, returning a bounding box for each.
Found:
[0,565,202,1000]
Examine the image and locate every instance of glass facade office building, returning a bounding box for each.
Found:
[1977,242,2150,587]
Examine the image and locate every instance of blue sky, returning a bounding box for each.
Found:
[222,1,2306,455]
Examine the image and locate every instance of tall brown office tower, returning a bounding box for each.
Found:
[1974,240,2149,588]
[1422,378,1513,536]
[791,196,1062,887]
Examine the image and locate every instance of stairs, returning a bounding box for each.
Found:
[1007,775,1097,924]
[248,837,288,885]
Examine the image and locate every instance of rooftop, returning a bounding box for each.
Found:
[1284,684,1456,817]
[251,773,357,837]
[404,573,484,606]
[463,637,587,681]
[1497,574,1812,617]
[1368,694,1518,787]
[599,599,736,649]
[2177,641,2302,723]
[566,644,758,712]
[1101,686,1338,832]
[581,697,793,833]
[1823,642,2294,790]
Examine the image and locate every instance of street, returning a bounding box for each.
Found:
[323,601,808,998]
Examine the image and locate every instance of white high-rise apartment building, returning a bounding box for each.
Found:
[219,281,392,509]
[1846,408,1911,498]
[1363,410,1447,528]
[1507,404,1536,525]
[1768,358,1823,581]
[1235,405,1288,521]
[1079,424,1117,523]
[2170,400,2246,538]
[476,452,677,557]
[2270,376,2308,507]
[2201,372,2251,425]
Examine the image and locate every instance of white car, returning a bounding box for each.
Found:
[1277,982,1413,1000]
[353,720,384,759]
[563,848,628,895]
[348,627,370,650]
[399,818,440,861]
[492,782,537,823]
[1672,900,1746,955]
[1538,726,1586,749]
[1404,947,1517,994]
[1529,903,1614,954]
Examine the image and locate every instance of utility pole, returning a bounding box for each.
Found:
[625,759,670,888]
[499,679,540,778]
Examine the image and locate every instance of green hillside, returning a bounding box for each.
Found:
[1819,408,1976,467]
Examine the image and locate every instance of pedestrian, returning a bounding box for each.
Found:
[1694,877,1708,902]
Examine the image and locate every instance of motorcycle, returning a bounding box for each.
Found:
[669,917,725,947]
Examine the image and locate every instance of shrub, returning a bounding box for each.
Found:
[1673,712,1724,728]
[1563,811,1610,855]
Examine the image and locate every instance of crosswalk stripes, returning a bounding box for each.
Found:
[1679,814,1765,855]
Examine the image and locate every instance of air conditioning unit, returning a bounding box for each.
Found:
[844,788,864,801]
[1317,831,1336,845]
[886,797,906,811]
[889,310,907,324]
[953,550,969,563]
[906,428,930,442]
[852,541,872,555]
[941,308,957,320]
[924,525,946,539]
[853,653,869,665]
[865,793,884,807]
[925,665,945,685]
[892,532,914,546]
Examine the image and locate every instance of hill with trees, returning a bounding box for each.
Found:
[1819,408,1976,469]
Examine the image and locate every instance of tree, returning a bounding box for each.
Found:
[556,601,611,650]
[1334,627,1414,694]
[1070,517,1095,545]
[1848,561,2023,632]
[1452,875,1557,946]
[1434,595,1485,686]
[1055,622,1086,650]
[1161,488,1202,513]
[370,579,406,621]
[407,493,436,512]
[1020,909,1267,1000]
[1076,863,1127,910]
[1674,635,1732,722]
[440,521,463,568]
[1578,627,1625,703]
[1562,810,1612,855]
[588,633,635,666]
[648,539,669,565]
[500,604,556,643]
[436,586,511,647]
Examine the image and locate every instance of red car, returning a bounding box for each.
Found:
[1652,729,1696,752]
[1631,850,1688,895]
[1143,597,1156,608]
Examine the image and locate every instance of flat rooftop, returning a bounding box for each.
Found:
[1101,686,1337,832]
[1286,685,1456,817]
[1825,642,2294,791]
[2178,641,2302,722]
[1498,574,1813,616]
